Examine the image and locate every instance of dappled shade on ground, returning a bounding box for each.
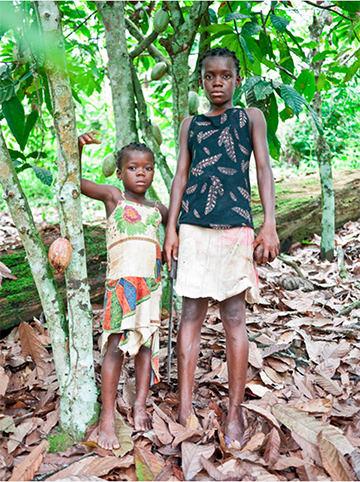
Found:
[1,221,360,480]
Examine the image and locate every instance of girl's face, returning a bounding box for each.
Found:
[117,151,154,195]
[200,56,241,107]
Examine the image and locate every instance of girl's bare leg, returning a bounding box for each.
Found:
[219,292,248,443]
[177,297,208,425]
[134,345,152,431]
[98,333,123,450]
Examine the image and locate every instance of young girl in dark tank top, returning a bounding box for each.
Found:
[164,47,279,447]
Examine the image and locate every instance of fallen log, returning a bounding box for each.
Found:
[1,169,359,333]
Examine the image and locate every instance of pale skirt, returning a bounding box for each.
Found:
[175,224,259,303]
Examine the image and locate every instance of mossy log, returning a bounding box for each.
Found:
[0,225,107,334]
[1,169,359,333]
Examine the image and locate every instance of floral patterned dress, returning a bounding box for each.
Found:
[102,197,162,384]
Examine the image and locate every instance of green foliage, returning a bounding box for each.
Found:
[48,428,75,453]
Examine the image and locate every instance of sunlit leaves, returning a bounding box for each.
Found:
[295,69,316,102]
[270,14,290,33]
[31,165,53,186]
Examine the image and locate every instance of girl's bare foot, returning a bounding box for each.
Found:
[133,404,152,431]
[178,403,192,426]
[225,408,246,446]
[97,410,120,450]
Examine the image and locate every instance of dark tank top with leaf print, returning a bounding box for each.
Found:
[179,108,253,229]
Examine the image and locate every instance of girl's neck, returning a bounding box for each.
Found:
[123,189,148,205]
[205,101,234,117]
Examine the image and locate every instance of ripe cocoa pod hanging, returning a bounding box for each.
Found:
[153,9,169,33]
[151,123,163,145]
[151,62,168,81]
[102,152,116,178]
[188,91,200,115]
[48,238,72,274]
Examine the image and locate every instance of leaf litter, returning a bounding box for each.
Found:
[0,220,360,481]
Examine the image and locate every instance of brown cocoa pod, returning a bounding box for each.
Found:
[253,245,264,264]
[48,238,73,273]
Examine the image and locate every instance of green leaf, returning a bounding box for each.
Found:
[8,149,26,161]
[23,110,38,147]
[0,78,14,104]
[253,80,273,100]
[312,50,337,62]
[343,58,360,83]
[295,69,316,102]
[224,12,252,22]
[316,73,326,91]
[241,21,261,37]
[259,31,275,59]
[269,135,281,160]
[240,36,254,63]
[270,14,290,33]
[31,165,53,186]
[26,151,48,160]
[280,84,304,115]
[2,96,25,150]
[208,8,217,24]
[336,1,360,13]
[279,106,294,122]
[239,75,262,95]
[266,93,279,141]
[199,24,233,34]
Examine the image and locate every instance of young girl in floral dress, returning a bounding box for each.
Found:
[79,134,167,450]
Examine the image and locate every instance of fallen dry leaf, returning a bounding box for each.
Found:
[181,442,215,481]
[9,440,49,481]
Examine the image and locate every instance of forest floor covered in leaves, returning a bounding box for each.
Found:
[1,219,360,481]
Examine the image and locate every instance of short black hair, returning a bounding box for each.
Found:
[199,47,240,75]
[116,142,155,169]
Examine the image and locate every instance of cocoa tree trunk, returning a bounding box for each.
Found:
[95,1,137,150]
[309,11,335,261]
[35,1,98,438]
[161,1,209,153]
[0,129,69,389]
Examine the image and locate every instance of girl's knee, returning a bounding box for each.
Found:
[181,297,208,324]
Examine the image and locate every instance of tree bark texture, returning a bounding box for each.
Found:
[161,1,209,153]
[36,1,98,438]
[131,65,173,192]
[3,169,359,332]
[309,11,335,261]
[0,129,69,389]
[95,1,137,151]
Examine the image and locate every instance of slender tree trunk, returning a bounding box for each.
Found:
[95,1,137,150]
[36,1,98,438]
[309,11,335,261]
[161,1,209,154]
[0,129,69,390]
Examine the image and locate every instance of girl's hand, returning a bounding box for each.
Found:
[164,228,179,271]
[253,224,279,265]
[78,131,101,149]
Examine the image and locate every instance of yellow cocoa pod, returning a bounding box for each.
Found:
[151,123,163,145]
[48,238,72,274]
[188,91,200,115]
[102,152,116,178]
[153,9,169,33]
[151,62,168,81]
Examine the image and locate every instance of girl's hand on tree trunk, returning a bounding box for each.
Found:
[78,131,101,153]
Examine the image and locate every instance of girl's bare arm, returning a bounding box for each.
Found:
[79,132,121,216]
[247,108,279,264]
[163,117,192,269]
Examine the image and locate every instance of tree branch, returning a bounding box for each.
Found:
[129,30,159,59]
[125,17,169,64]
[304,1,353,21]
[226,1,248,77]
[64,11,97,39]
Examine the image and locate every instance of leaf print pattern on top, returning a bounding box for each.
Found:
[186,184,198,195]
[232,206,252,223]
[237,186,251,202]
[197,129,218,144]
[239,109,247,128]
[205,176,224,215]
[217,167,237,175]
[114,204,160,236]
[218,126,236,162]
[181,108,253,228]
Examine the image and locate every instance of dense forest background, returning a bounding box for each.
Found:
[0,2,360,480]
